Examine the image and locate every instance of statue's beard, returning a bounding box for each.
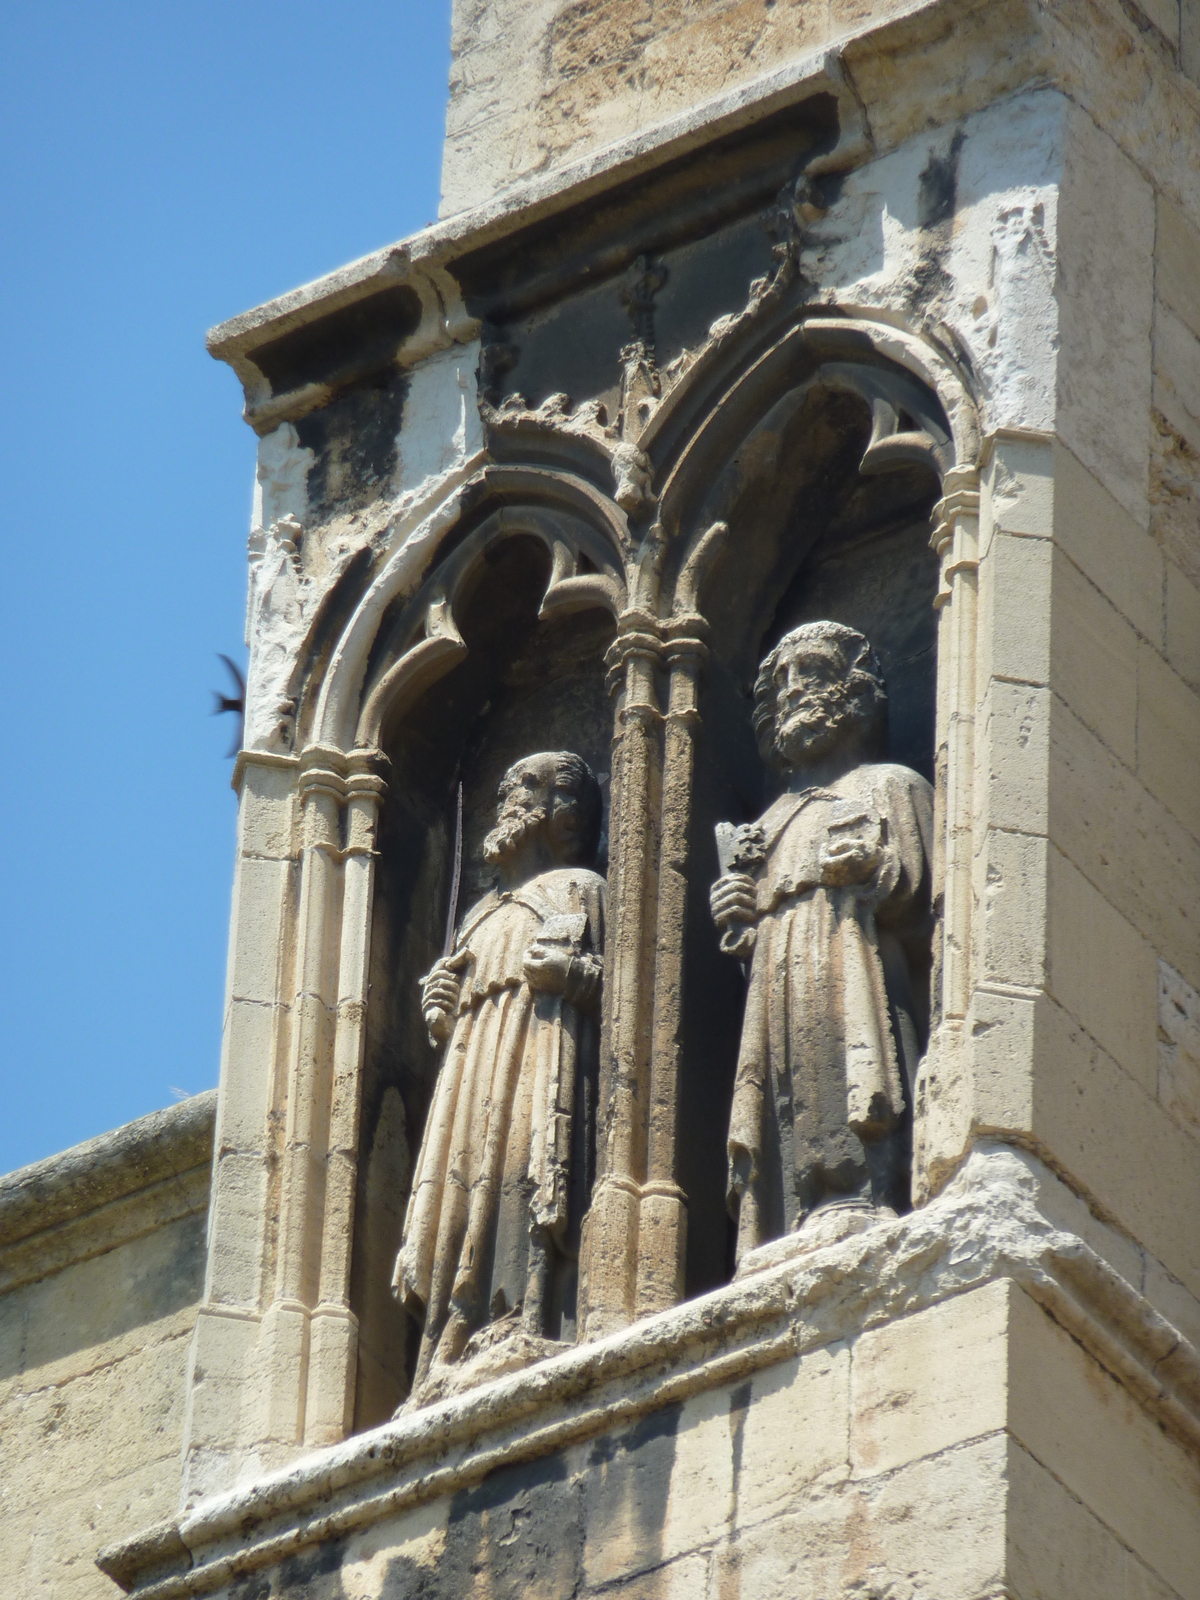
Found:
[775,688,856,766]
[482,804,548,865]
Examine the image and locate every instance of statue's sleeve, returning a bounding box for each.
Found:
[875,768,934,930]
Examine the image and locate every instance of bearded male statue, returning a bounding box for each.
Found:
[710,622,933,1270]
[394,751,605,1398]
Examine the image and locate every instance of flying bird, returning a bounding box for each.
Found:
[212,654,246,757]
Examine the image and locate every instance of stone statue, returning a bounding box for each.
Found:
[710,622,933,1268]
[394,751,605,1396]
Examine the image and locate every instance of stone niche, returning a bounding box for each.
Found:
[330,87,955,1426]
[100,4,1200,1597]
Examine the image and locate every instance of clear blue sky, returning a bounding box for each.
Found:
[0,3,451,1173]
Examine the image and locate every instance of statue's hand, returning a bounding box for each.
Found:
[819,834,883,888]
[522,939,573,995]
[421,953,467,1045]
[710,872,758,931]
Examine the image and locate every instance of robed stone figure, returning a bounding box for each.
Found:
[394,751,605,1394]
[710,622,933,1267]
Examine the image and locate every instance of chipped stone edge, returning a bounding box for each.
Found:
[97,1142,1200,1599]
[0,1091,216,1282]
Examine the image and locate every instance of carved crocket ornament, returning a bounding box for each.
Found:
[711,623,934,1271]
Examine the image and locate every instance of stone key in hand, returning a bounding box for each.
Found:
[715,820,767,876]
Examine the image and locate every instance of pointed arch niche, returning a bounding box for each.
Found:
[262,310,981,1443]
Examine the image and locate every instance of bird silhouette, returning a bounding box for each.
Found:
[212,654,246,757]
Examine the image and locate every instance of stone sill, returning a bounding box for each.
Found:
[99,1143,1200,1600]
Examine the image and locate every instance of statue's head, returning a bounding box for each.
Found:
[753,621,887,772]
[483,751,603,869]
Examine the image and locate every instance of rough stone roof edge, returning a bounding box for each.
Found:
[204,40,867,358]
[0,1089,217,1251]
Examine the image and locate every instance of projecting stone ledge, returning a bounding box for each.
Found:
[100,1143,1200,1600]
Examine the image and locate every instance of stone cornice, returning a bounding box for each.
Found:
[204,46,867,369]
[0,1091,215,1293]
[98,1142,1200,1600]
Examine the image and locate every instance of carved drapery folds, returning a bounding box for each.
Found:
[255,310,979,1431]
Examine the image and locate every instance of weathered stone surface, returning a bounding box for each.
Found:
[1137,639,1200,843]
[1009,1285,1200,1600]
[13,0,1200,1592]
[1052,441,1165,646]
[850,1280,1009,1475]
[1046,844,1157,1094]
[1057,104,1154,525]
[0,1098,212,1600]
[1007,1435,1180,1600]
[1159,958,1200,1138]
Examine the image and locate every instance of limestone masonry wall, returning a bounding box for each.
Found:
[441,0,1200,214]
[0,1095,214,1600]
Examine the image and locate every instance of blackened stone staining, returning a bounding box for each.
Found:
[250,285,423,398]
[918,129,966,230]
[297,369,407,515]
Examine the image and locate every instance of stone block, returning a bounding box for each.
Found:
[1046,845,1157,1093]
[582,1399,717,1588]
[1052,441,1164,644]
[1154,302,1200,456]
[1032,992,1200,1300]
[660,1385,735,1565]
[1049,697,1200,990]
[204,1152,270,1308]
[227,854,292,1007]
[400,1444,584,1600]
[978,530,1052,689]
[339,1498,449,1600]
[989,436,1055,541]
[969,987,1036,1134]
[978,681,1050,836]
[713,1433,1007,1600]
[976,827,1047,991]
[1057,105,1154,525]
[237,759,298,861]
[182,1306,262,1453]
[1009,1285,1200,1600]
[1137,640,1200,841]
[850,1279,1009,1476]
[0,1279,32,1381]
[733,1342,850,1527]
[36,1457,180,1600]
[217,998,279,1154]
[1,1366,111,1511]
[1050,547,1139,767]
[1007,1434,1179,1600]
[1165,559,1200,689]
[1157,193,1200,342]
[104,1334,192,1469]
[0,1509,34,1591]
[1158,958,1200,1137]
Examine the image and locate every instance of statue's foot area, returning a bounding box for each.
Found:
[734,1199,898,1280]
[404,1311,570,1410]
